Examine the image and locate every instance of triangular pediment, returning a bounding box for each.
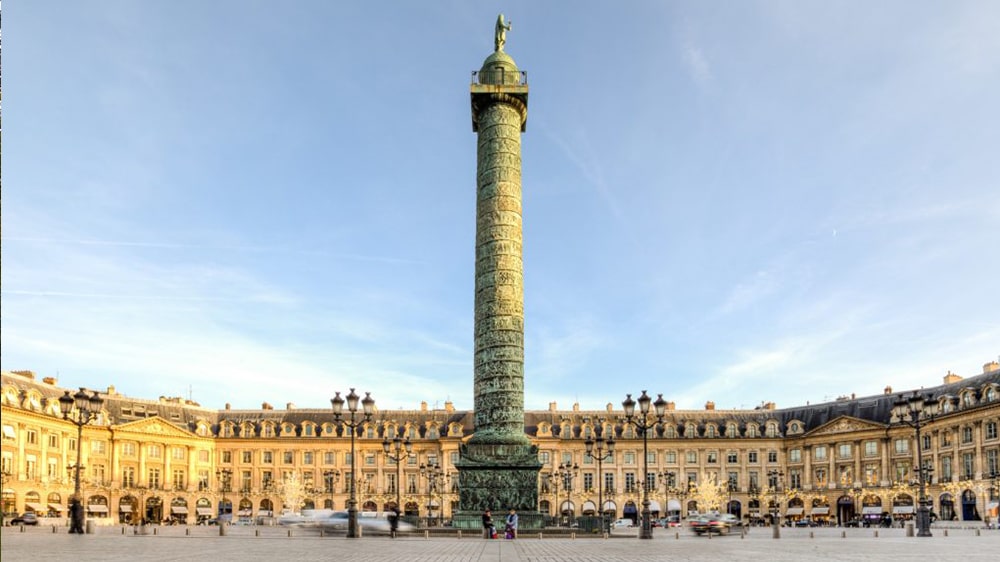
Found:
[806,415,885,437]
[113,416,195,438]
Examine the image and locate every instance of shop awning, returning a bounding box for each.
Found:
[196,507,213,516]
[785,507,804,516]
[88,505,109,513]
[48,503,64,512]
[648,501,662,512]
[582,501,597,512]
[862,506,882,515]
[171,506,188,514]
[559,501,574,511]
[238,509,252,516]
[26,502,45,512]
[811,507,829,516]
[602,501,616,511]
[120,505,133,512]
[892,506,914,514]
[667,500,682,512]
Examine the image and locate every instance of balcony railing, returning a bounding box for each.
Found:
[471,69,527,86]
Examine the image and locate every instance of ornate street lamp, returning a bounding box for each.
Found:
[585,426,615,533]
[419,463,447,526]
[58,388,104,534]
[767,469,784,539]
[382,435,413,517]
[622,391,667,539]
[550,462,579,527]
[332,388,375,538]
[890,392,937,537]
[323,469,340,510]
[216,468,232,523]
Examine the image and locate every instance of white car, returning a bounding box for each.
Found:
[612,518,635,528]
[280,511,414,533]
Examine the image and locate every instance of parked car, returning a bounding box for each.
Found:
[691,515,730,535]
[611,518,634,529]
[11,512,39,526]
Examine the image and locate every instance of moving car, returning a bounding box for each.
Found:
[690,514,730,535]
[279,510,415,533]
[611,518,634,529]
[11,512,39,526]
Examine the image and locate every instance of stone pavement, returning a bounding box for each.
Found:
[2,525,998,562]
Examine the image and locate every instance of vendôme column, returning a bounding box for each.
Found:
[455,14,542,529]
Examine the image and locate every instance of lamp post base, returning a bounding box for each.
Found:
[639,506,653,539]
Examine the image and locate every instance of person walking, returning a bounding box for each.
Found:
[505,508,518,539]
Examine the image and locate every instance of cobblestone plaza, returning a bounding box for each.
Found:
[3,525,999,562]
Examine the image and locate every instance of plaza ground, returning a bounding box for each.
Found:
[2,524,998,561]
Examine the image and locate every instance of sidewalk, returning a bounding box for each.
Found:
[2,524,998,561]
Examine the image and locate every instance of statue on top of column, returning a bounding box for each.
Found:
[494,14,511,52]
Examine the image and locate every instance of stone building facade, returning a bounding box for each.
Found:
[2,363,998,526]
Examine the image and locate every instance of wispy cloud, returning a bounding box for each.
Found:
[682,41,712,89]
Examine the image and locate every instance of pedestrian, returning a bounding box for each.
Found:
[482,509,495,539]
[505,508,518,539]
[389,506,401,538]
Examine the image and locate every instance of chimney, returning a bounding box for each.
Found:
[606,402,614,413]
[549,402,557,411]
[705,401,715,411]
[572,402,580,412]
[107,385,116,395]
[225,403,231,410]
[666,401,676,411]
[984,361,999,374]
[884,386,892,395]
[943,371,962,385]
[444,401,454,413]
[42,377,57,385]
[421,401,428,412]
[286,402,295,410]
[262,402,273,410]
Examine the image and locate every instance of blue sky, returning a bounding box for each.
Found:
[3,1,998,414]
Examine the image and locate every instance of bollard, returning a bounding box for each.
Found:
[288,529,292,537]
[186,528,190,536]
[53,525,57,533]
[219,524,227,536]
[538,532,542,539]
[86,520,96,535]
[976,529,980,536]
[425,530,429,539]
[944,529,948,537]
[21,525,25,533]
[809,531,814,539]
[674,531,679,540]
[708,529,712,539]
[874,530,878,538]
[842,531,846,538]
[255,529,260,537]
[123,526,127,535]
[571,532,576,540]
[457,530,462,539]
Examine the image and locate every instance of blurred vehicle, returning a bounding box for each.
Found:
[691,515,730,535]
[794,517,817,528]
[663,515,681,528]
[611,518,634,529]
[719,513,741,527]
[11,512,39,526]
[279,511,414,533]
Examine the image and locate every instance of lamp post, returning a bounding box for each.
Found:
[331,388,375,538]
[323,470,340,510]
[216,468,232,523]
[622,391,667,539]
[58,388,104,534]
[0,468,11,527]
[419,463,446,526]
[890,392,936,537]
[585,427,615,533]
[550,462,579,527]
[767,469,783,539]
[658,470,676,523]
[382,436,412,515]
